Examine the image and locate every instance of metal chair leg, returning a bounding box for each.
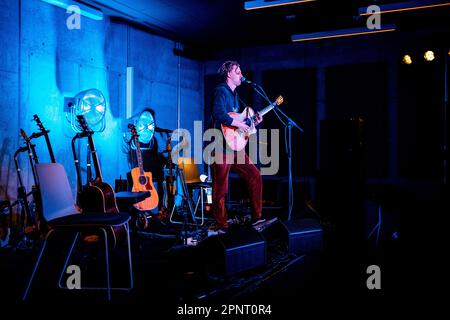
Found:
[125,222,134,290]
[58,232,80,288]
[22,229,56,301]
[193,188,205,226]
[169,201,177,224]
[56,226,133,298]
[22,217,133,301]
[100,227,111,301]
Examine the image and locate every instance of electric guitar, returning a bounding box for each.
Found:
[221,95,283,151]
[128,124,159,211]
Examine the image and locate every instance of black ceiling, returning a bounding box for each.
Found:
[82,0,450,53]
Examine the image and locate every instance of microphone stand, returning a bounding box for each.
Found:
[246,81,303,220]
[444,48,449,186]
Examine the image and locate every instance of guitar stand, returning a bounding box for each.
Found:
[11,145,38,250]
[169,166,200,246]
[0,200,12,248]
[6,117,56,250]
[9,194,35,251]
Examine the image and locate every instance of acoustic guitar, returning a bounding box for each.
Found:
[128,124,159,211]
[76,115,124,247]
[221,95,283,151]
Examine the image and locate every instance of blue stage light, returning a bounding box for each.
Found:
[135,110,155,145]
[67,89,106,132]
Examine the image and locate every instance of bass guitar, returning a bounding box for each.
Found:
[221,95,283,151]
[128,124,159,211]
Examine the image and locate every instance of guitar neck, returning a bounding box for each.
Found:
[87,134,103,182]
[134,137,145,176]
[43,133,56,163]
[34,115,56,163]
[251,100,277,121]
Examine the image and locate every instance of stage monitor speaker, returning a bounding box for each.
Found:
[262,219,322,255]
[200,227,266,276]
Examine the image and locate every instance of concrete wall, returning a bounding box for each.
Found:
[0,0,203,203]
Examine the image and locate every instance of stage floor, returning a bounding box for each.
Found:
[0,211,432,316]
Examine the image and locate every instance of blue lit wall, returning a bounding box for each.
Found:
[0,0,203,201]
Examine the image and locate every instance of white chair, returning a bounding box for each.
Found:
[22,163,133,301]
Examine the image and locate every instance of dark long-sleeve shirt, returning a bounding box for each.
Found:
[212,82,240,129]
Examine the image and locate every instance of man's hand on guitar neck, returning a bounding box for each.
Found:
[254,112,263,126]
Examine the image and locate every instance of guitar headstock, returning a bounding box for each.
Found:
[20,129,30,142]
[275,95,284,106]
[76,115,93,135]
[33,114,45,132]
[128,123,139,140]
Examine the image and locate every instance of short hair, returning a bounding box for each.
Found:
[218,60,240,81]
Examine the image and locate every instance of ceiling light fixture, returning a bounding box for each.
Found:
[402,54,413,64]
[41,0,103,20]
[424,50,435,62]
[245,0,316,11]
[359,0,450,16]
[291,24,396,42]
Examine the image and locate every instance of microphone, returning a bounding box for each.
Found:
[155,126,172,134]
[240,76,253,85]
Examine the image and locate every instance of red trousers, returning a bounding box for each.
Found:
[212,152,262,228]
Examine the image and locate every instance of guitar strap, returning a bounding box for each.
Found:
[239,96,257,126]
[238,96,248,111]
[241,97,256,127]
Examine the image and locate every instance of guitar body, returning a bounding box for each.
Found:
[80,179,119,214]
[131,167,159,211]
[220,96,284,152]
[79,185,106,213]
[78,180,125,248]
[221,107,257,151]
